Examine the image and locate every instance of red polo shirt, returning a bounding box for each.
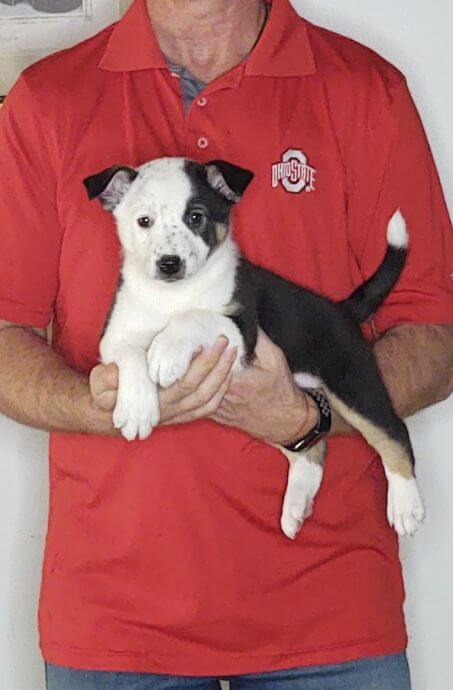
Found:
[0,0,452,676]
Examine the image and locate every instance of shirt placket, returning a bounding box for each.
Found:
[181,64,246,160]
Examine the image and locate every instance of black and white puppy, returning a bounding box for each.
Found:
[84,157,425,540]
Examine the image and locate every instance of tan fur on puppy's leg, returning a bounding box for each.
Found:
[326,391,425,536]
[326,391,414,478]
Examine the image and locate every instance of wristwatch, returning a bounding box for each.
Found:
[283,389,332,452]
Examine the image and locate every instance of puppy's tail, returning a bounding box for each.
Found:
[341,210,409,324]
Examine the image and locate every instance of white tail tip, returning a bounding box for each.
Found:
[387,209,409,249]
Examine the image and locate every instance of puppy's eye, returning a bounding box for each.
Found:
[137,216,153,229]
[187,210,206,228]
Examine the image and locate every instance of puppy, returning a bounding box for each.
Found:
[84,157,425,539]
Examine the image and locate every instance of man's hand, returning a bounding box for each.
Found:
[212,331,319,446]
[89,337,237,427]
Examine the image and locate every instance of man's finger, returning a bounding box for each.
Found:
[160,346,236,423]
[253,328,283,365]
[184,336,229,387]
[102,362,119,389]
[90,363,119,397]
[176,347,237,414]
[163,372,233,425]
[92,389,117,412]
[163,337,229,405]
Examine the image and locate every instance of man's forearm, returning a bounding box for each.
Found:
[331,324,453,435]
[2,322,451,439]
[0,325,115,435]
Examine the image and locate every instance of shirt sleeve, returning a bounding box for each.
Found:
[0,75,62,328]
[346,77,453,335]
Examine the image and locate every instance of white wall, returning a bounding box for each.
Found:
[0,2,451,689]
[293,5,453,690]
[0,418,48,690]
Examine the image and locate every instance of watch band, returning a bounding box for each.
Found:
[283,388,332,452]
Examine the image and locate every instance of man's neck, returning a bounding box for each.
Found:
[146,0,266,83]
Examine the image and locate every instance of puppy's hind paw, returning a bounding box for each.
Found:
[280,498,313,540]
[280,456,323,540]
[387,474,425,537]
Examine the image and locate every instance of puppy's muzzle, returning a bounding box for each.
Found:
[156,255,185,280]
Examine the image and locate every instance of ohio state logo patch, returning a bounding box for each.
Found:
[271,148,316,193]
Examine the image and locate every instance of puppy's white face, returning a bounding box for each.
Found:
[115,159,213,281]
[83,157,253,283]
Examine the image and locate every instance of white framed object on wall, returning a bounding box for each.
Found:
[0,0,126,98]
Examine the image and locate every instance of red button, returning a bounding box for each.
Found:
[197,96,208,107]
[197,137,209,149]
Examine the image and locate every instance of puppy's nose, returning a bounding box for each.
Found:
[157,255,182,276]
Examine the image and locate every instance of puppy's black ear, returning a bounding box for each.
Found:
[83,165,138,212]
[205,160,254,203]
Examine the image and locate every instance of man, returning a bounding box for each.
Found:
[0,0,452,688]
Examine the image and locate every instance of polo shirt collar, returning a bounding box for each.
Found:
[99,0,316,77]
[246,0,316,77]
[99,0,167,72]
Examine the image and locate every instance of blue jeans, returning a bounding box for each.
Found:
[45,653,411,689]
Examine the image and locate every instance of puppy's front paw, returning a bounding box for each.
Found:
[148,335,198,388]
[113,378,160,441]
[387,474,425,537]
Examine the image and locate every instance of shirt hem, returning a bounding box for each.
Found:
[40,634,408,676]
[374,299,453,335]
[0,298,50,328]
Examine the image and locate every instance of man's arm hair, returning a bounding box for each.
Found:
[0,320,236,436]
[0,320,451,438]
[0,320,115,435]
[332,323,453,435]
